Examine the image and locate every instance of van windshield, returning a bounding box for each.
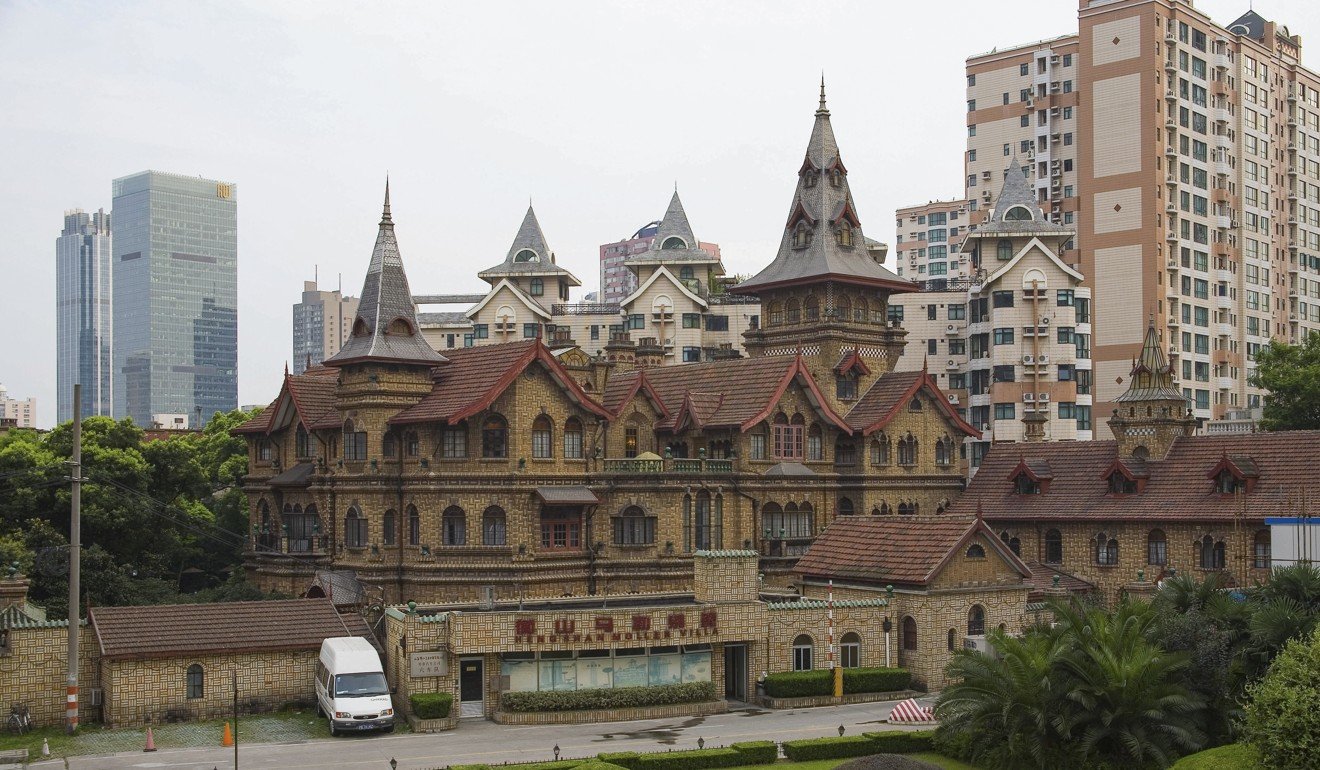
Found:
[333,672,389,698]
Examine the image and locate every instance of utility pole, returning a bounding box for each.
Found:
[66,383,81,734]
[233,669,239,770]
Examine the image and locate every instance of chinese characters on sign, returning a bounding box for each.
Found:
[512,611,719,644]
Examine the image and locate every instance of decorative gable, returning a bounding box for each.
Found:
[1207,453,1259,494]
[1008,458,1052,494]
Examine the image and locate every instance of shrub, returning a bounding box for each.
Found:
[1169,743,1261,770]
[1244,629,1320,770]
[782,736,878,761]
[596,752,640,769]
[573,763,631,770]
[632,748,742,770]
[500,682,717,713]
[410,692,453,719]
[730,740,778,765]
[448,765,492,770]
[763,668,911,698]
[835,757,942,770]
[500,763,585,770]
[930,728,974,762]
[862,731,934,753]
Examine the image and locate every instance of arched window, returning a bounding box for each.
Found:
[662,236,687,250]
[878,502,891,516]
[529,277,544,296]
[751,421,769,460]
[1000,530,1022,556]
[838,497,854,516]
[837,296,853,322]
[996,239,1014,260]
[909,397,923,412]
[295,424,311,458]
[792,634,814,671]
[344,507,367,549]
[613,505,656,545]
[186,663,204,699]
[901,617,917,651]
[563,417,584,459]
[679,265,695,281]
[836,223,853,247]
[947,629,957,651]
[1199,535,1226,569]
[482,414,508,458]
[1003,205,1033,221]
[871,433,890,466]
[442,420,468,458]
[1147,529,1167,566]
[966,543,986,558]
[382,509,397,546]
[482,506,506,546]
[792,222,812,249]
[407,505,420,546]
[514,249,539,263]
[1044,528,1063,563]
[532,414,553,459]
[834,438,857,466]
[786,298,801,324]
[854,297,868,324]
[898,434,918,466]
[807,424,823,461]
[840,632,861,668]
[1094,533,1119,565]
[343,420,367,461]
[442,506,466,546]
[767,301,784,327]
[935,436,952,467]
[1254,529,1271,569]
[804,295,820,321]
[968,605,986,636]
[382,433,398,458]
[897,501,915,516]
[405,431,419,457]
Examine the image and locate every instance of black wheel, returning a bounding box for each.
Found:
[329,722,337,737]
[383,725,395,734]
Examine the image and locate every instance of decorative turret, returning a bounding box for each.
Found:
[476,205,582,294]
[1108,319,1195,459]
[730,81,915,398]
[961,157,1072,270]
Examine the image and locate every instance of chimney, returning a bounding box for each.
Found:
[0,568,30,611]
[605,331,637,372]
[636,337,665,369]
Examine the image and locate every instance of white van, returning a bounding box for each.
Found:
[315,636,395,736]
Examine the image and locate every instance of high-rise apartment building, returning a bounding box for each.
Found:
[0,384,37,428]
[55,208,113,423]
[292,280,359,374]
[112,171,238,428]
[894,199,975,288]
[599,216,721,304]
[953,1,1320,431]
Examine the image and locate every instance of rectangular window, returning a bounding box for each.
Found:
[624,428,638,458]
[532,428,552,459]
[836,377,857,400]
[682,313,701,329]
[1057,290,1074,306]
[524,323,538,338]
[948,338,966,355]
[994,403,1016,420]
[1056,326,1074,344]
[442,429,467,458]
[473,324,489,339]
[627,314,645,330]
[704,315,728,332]
[1076,405,1092,431]
[993,365,1016,383]
[993,328,1015,345]
[682,347,701,362]
[772,424,804,461]
[948,304,966,320]
[928,339,938,355]
[1058,364,1075,381]
[993,290,1015,308]
[563,428,582,460]
[749,432,766,460]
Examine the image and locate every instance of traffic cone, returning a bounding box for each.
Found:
[143,727,157,752]
[221,721,234,747]
[42,738,50,757]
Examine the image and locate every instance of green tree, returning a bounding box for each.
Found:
[1249,333,1320,430]
[1243,629,1320,769]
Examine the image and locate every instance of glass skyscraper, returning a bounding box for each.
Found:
[111,171,238,428]
[56,208,114,423]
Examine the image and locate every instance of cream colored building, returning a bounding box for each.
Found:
[893,161,1093,473]
[893,199,974,287]
[292,280,359,374]
[958,1,1320,429]
[0,384,36,428]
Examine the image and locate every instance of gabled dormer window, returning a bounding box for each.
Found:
[804,170,818,188]
[1214,469,1245,494]
[830,169,844,188]
[1014,475,1041,495]
[836,225,853,247]
[1107,472,1138,495]
[1207,455,1257,494]
[792,222,813,249]
[836,375,857,401]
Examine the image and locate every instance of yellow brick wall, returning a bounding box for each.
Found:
[0,624,99,727]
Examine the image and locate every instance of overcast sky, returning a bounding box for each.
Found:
[2,0,1316,427]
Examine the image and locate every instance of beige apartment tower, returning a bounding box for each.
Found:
[292,279,359,374]
[954,0,1320,432]
[894,199,975,287]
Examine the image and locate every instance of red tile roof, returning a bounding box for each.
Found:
[90,598,369,660]
[795,515,1030,587]
[844,369,979,437]
[232,366,339,435]
[389,339,609,425]
[953,431,1320,522]
[1024,561,1095,601]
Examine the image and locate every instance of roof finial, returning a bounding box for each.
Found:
[817,73,829,115]
[381,175,393,225]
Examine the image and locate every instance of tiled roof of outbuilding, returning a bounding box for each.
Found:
[89,598,367,661]
[844,369,979,437]
[952,431,1320,522]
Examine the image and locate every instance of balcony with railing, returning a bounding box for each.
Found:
[602,457,735,475]
[552,302,622,316]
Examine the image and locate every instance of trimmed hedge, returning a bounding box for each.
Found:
[1169,744,1262,770]
[596,753,640,770]
[500,763,586,770]
[572,764,630,770]
[632,748,742,770]
[730,741,778,765]
[762,667,911,698]
[862,731,935,754]
[783,736,879,761]
[500,681,717,713]
[410,692,453,719]
[448,765,491,770]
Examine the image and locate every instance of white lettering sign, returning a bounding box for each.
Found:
[410,651,448,678]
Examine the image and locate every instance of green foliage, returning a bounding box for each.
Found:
[1249,333,1320,430]
[1169,743,1261,769]
[729,741,778,765]
[781,736,877,761]
[762,667,910,698]
[448,765,492,770]
[0,408,268,613]
[409,692,453,719]
[573,762,631,770]
[936,599,1206,769]
[1243,629,1320,770]
[596,752,641,769]
[861,731,935,753]
[631,748,742,770]
[500,762,588,770]
[498,681,716,713]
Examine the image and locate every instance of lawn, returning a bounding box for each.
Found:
[0,707,406,759]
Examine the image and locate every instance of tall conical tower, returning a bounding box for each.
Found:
[1107,319,1195,459]
[325,182,445,457]
[730,82,915,404]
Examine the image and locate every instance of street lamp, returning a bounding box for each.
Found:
[390,759,398,770]
[553,745,560,760]
[698,737,705,749]
[838,725,846,737]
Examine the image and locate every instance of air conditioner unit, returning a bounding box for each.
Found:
[947,393,959,404]
[1022,354,1035,364]
[1038,393,1051,402]
[85,688,104,707]
[981,423,991,432]
[948,324,955,331]
[1023,392,1036,402]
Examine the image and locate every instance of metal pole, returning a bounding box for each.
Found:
[66,383,81,734]
[233,669,239,769]
[829,579,841,697]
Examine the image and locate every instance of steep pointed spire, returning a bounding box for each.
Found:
[1114,319,1184,403]
[653,191,698,250]
[817,74,829,116]
[325,183,446,367]
[626,190,721,269]
[477,205,581,286]
[962,156,1071,243]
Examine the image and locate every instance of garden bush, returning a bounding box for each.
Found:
[835,757,942,770]
[862,731,935,753]
[1244,629,1320,770]
[596,752,640,769]
[632,748,742,770]
[782,736,878,761]
[730,740,778,765]
[448,765,492,770]
[410,692,453,719]
[500,682,717,713]
[499,763,586,770]
[762,668,911,698]
[1169,744,1261,769]
[572,763,630,770]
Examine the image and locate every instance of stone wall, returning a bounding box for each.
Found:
[0,624,99,727]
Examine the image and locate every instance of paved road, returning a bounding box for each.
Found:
[30,697,937,770]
